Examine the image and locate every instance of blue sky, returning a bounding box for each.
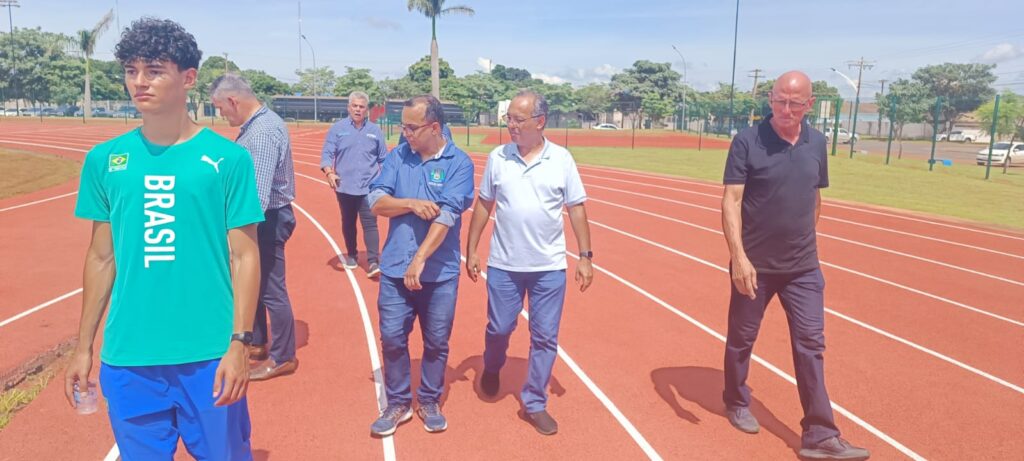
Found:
[8,0,1024,100]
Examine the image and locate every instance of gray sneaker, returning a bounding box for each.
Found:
[367,262,381,279]
[343,254,358,269]
[799,436,870,460]
[527,410,558,435]
[417,402,447,433]
[370,404,412,436]
[726,406,760,434]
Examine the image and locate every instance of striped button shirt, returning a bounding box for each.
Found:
[236,106,295,211]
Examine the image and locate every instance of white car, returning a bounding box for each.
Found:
[976,142,1024,166]
[592,123,619,130]
[1,108,19,116]
[825,127,859,144]
[950,129,989,143]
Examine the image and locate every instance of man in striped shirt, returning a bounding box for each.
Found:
[211,73,299,381]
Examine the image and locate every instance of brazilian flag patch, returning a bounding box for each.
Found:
[108,153,129,172]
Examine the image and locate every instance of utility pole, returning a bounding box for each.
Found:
[847,57,875,157]
[223,52,229,73]
[1,0,19,114]
[727,0,740,135]
[297,1,302,72]
[748,68,763,126]
[671,45,688,131]
[877,79,888,136]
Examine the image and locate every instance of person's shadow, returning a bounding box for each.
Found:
[651,366,801,455]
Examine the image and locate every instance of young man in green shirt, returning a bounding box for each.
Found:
[63,18,264,460]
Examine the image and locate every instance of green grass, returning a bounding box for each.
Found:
[382,128,1024,229]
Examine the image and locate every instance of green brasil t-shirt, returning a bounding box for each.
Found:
[74,127,265,366]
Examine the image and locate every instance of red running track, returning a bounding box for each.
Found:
[0,121,1022,460]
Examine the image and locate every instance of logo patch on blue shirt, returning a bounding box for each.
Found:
[429,168,446,184]
[367,133,378,140]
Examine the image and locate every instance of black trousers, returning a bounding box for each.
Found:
[335,192,380,264]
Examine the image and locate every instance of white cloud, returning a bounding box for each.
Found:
[476,57,494,72]
[976,43,1024,64]
[592,64,618,77]
[533,73,568,84]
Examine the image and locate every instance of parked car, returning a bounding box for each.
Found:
[73,107,112,117]
[937,131,954,141]
[110,106,140,119]
[949,129,989,143]
[20,108,41,117]
[40,108,61,117]
[592,123,620,130]
[825,127,859,144]
[976,142,1024,166]
[0,108,17,116]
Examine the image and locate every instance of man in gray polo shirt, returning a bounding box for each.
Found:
[465,89,594,436]
[320,91,388,277]
[721,71,869,460]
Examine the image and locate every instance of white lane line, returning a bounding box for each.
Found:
[822,215,1024,260]
[570,250,927,460]
[0,191,78,213]
[581,212,1024,395]
[461,155,1024,258]
[0,288,82,328]
[570,178,1024,287]
[291,181,396,461]
[825,202,1024,242]
[102,444,119,461]
[588,196,1023,327]
[466,256,663,461]
[0,139,89,153]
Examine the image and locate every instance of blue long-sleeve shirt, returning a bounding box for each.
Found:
[319,117,389,196]
[368,141,475,282]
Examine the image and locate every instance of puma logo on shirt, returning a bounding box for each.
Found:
[200,155,224,173]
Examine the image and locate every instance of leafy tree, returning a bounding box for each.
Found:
[976,90,1024,168]
[406,0,475,98]
[46,57,85,106]
[442,72,505,122]
[334,67,377,100]
[293,66,337,97]
[240,69,290,103]
[490,64,531,82]
[610,60,682,127]
[876,79,931,158]
[75,9,114,118]
[378,76,425,101]
[407,55,453,84]
[0,28,76,106]
[912,63,997,133]
[575,83,612,121]
[90,59,129,101]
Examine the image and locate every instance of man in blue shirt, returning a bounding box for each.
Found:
[366,95,475,436]
[721,71,869,460]
[320,91,388,277]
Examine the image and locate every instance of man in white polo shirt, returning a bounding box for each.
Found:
[465,89,594,436]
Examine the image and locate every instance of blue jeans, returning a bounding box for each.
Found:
[722,267,841,447]
[483,267,567,413]
[377,275,459,406]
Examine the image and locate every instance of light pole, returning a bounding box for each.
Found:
[671,45,688,131]
[728,0,739,135]
[301,34,317,122]
[831,66,866,158]
[1,0,19,115]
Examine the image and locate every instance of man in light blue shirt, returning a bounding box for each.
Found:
[320,91,388,277]
[366,95,475,436]
[465,89,594,436]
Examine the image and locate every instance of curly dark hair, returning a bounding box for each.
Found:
[114,17,202,70]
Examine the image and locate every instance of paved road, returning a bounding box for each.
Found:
[837,138,1020,167]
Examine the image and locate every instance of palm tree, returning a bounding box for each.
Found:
[77,9,114,119]
[407,0,474,98]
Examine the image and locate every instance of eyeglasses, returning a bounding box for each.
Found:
[399,122,431,135]
[769,97,811,110]
[502,114,542,126]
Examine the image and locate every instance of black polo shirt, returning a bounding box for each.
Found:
[723,115,829,274]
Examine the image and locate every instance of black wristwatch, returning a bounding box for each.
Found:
[579,250,594,260]
[230,331,254,346]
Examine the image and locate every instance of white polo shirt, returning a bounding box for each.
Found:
[479,139,587,272]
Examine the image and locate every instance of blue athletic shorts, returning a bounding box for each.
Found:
[100,359,253,461]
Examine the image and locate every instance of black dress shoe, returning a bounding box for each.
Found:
[481,371,500,397]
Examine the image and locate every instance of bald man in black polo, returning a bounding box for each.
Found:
[720,71,870,460]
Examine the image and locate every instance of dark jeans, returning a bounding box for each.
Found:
[377,275,459,406]
[253,205,297,364]
[335,192,379,264]
[722,267,841,447]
